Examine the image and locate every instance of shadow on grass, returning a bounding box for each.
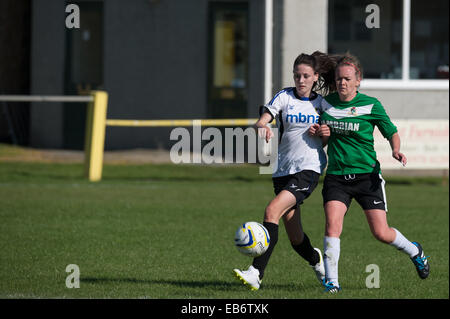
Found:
[101,175,259,183]
[80,277,306,292]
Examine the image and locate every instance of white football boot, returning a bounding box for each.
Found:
[233,265,261,290]
[311,248,326,284]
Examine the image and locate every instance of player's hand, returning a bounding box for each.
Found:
[318,124,330,137]
[392,151,407,167]
[258,126,274,143]
[309,124,320,136]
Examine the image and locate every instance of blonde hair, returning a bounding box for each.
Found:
[334,52,363,80]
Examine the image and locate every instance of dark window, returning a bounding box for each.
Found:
[64,1,103,149]
[410,0,449,79]
[208,2,248,118]
[328,0,403,79]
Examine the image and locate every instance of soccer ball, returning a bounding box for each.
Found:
[234,222,270,257]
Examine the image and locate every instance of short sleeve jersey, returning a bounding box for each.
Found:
[264,87,327,177]
[320,92,397,175]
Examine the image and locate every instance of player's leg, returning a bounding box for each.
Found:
[281,169,321,249]
[321,174,352,292]
[233,190,296,290]
[283,207,325,283]
[360,173,429,279]
[363,209,395,243]
[323,200,346,292]
[252,190,297,277]
[283,207,304,244]
[364,209,429,279]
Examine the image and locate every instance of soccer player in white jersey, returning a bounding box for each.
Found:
[310,53,430,293]
[233,52,336,290]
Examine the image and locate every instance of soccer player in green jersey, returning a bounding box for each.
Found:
[310,53,430,293]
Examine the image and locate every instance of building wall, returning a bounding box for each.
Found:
[30,0,66,148]
[104,0,265,149]
[27,0,448,151]
[279,0,328,90]
[359,89,449,119]
[103,0,210,149]
[247,0,265,117]
[29,0,265,150]
[0,0,31,145]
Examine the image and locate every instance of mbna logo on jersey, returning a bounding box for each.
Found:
[285,112,319,124]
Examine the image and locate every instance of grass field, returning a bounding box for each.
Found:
[0,158,448,299]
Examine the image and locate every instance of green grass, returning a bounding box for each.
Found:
[0,162,448,299]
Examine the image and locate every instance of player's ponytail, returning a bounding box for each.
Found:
[311,51,337,95]
[293,51,337,96]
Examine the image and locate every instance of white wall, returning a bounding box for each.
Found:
[280,0,328,88]
[359,89,449,119]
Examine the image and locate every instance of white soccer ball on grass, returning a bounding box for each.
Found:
[234,222,270,257]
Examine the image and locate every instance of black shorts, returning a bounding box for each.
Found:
[272,170,320,207]
[322,173,388,211]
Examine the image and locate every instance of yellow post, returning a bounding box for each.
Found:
[84,90,108,182]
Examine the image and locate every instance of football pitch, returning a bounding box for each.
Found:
[0,161,448,299]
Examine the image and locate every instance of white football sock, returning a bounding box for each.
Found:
[390,228,419,257]
[323,236,341,286]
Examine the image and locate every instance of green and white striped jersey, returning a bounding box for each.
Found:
[320,92,397,175]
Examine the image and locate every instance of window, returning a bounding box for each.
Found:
[208,2,248,118]
[328,0,449,82]
[64,1,103,149]
[410,0,449,79]
[328,0,403,79]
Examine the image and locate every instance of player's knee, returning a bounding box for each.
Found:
[264,204,280,223]
[325,222,342,238]
[288,233,304,246]
[371,228,391,244]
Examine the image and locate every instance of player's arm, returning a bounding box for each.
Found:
[372,100,407,166]
[309,123,330,147]
[256,91,284,142]
[389,132,407,166]
[254,112,274,143]
[319,124,330,147]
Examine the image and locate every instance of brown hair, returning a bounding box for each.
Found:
[293,51,337,95]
